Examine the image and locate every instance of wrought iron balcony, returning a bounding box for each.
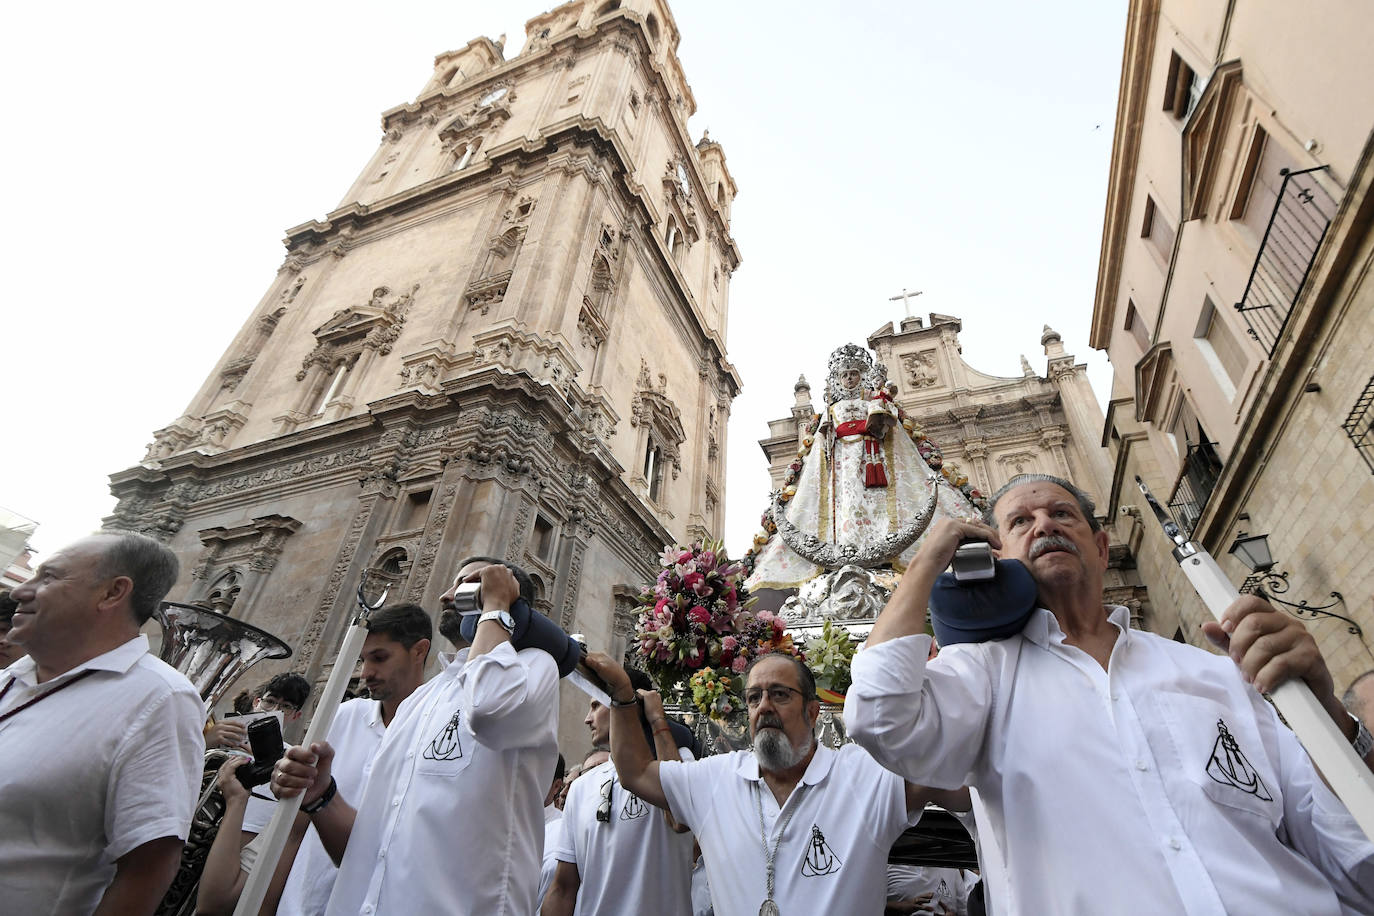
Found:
[1167,440,1223,537]
[1234,166,1337,356]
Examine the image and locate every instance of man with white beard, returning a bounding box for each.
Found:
[582,652,967,916]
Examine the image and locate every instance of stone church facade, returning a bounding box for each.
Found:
[757,315,1150,624]
[106,0,740,743]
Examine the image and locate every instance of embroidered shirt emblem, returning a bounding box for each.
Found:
[423,709,464,761]
[800,824,842,877]
[621,791,649,820]
[1205,718,1271,801]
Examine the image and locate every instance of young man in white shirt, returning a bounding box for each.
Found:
[199,603,434,915]
[542,672,695,916]
[583,651,967,916]
[273,556,560,916]
[847,473,1374,914]
[0,531,205,915]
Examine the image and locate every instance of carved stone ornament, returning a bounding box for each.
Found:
[780,565,895,627]
[903,352,939,389]
[770,478,938,569]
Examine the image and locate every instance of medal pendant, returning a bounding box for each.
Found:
[759,900,780,916]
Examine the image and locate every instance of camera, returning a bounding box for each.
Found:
[449,581,483,613]
[951,541,996,582]
[235,715,285,791]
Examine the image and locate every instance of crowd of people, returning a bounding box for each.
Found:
[2,472,1373,914]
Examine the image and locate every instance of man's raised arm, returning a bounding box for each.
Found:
[865,518,1000,647]
[581,652,670,810]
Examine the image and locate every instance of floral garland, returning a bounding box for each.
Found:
[633,540,802,717]
[743,404,989,570]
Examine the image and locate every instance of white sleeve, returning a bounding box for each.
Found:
[104,684,206,860]
[846,635,994,790]
[658,757,721,831]
[461,643,559,751]
[554,777,589,865]
[1269,701,1374,911]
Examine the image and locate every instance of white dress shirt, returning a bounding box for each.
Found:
[659,743,914,916]
[0,635,204,914]
[847,606,1374,915]
[537,804,563,913]
[325,642,559,916]
[555,759,695,915]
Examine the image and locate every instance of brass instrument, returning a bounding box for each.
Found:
[155,602,292,916]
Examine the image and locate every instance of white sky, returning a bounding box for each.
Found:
[1,0,1127,564]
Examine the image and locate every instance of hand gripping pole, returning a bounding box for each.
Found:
[232,582,388,915]
[1134,477,1374,841]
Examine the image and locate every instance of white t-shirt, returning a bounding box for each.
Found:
[538,805,563,913]
[847,606,1374,915]
[887,864,972,914]
[325,643,559,916]
[0,635,204,914]
[555,759,695,915]
[659,743,913,916]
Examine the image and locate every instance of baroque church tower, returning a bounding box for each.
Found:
[107,0,740,703]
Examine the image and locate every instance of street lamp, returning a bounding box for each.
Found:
[1226,532,1360,637]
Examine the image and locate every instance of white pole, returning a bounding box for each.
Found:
[1135,478,1374,841]
[1174,550,1374,840]
[232,617,370,916]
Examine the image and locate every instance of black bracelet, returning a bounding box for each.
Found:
[609,694,640,709]
[301,776,337,814]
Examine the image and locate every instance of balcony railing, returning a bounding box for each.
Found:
[1234,166,1337,356]
[1167,441,1223,537]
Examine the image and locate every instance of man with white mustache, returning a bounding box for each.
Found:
[847,473,1374,915]
[582,651,967,916]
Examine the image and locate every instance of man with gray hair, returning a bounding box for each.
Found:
[581,650,968,916]
[0,531,205,914]
[849,473,1374,914]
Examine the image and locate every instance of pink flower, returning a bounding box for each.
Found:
[731,656,748,674]
[699,549,716,569]
[721,635,738,652]
[688,606,710,626]
[682,572,704,593]
[660,546,682,567]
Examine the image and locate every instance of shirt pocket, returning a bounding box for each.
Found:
[413,703,475,778]
[1152,691,1281,828]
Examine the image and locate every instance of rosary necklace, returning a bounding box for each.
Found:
[754,780,807,916]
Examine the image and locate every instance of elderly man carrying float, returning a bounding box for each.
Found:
[582,647,967,916]
[847,473,1374,914]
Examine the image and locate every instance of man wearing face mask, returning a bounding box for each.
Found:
[272,556,559,916]
[581,651,967,916]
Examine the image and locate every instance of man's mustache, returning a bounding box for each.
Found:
[1029,535,1079,560]
[755,714,784,731]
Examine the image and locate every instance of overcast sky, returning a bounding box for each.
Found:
[2,0,1127,564]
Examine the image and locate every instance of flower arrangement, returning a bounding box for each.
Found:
[803,619,857,703]
[689,666,736,720]
[633,540,802,717]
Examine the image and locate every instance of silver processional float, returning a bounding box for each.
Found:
[1135,476,1374,841]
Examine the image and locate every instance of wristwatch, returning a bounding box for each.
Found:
[477,609,516,634]
[1351,714,1374,758]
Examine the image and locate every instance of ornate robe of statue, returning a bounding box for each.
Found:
[746,345,984,592]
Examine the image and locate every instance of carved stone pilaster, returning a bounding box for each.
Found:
[406,483,460,601]
[559,539,587,629]
[297,498,379,668]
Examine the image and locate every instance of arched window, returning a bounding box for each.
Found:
[597,0,620,15]
[645,12,660,44]
[452,136,482,172]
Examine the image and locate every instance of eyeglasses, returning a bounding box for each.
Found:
[743,685,805,708]
[596,775,614,823]
[257,695,300,715]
